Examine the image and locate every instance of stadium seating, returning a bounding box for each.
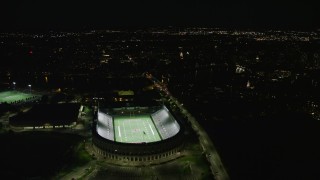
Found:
[151,108,180,140]
[97,110,114,141]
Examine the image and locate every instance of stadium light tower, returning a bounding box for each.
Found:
[13,82,16,90]
[28,84,32,92]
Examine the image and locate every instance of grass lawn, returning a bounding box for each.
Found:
[114,115,161,143]
[0,131,91,179]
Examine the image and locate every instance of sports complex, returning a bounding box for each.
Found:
[92,105,184,163]
[0,90,40,104]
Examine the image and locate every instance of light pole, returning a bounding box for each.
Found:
[13,82,16,90]
[28,84,32,92]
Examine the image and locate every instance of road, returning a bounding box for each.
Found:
[59,160,97,180]
[148,74,230,180]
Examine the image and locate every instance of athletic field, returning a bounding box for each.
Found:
[0,90,39,104]
[114,115,161,143]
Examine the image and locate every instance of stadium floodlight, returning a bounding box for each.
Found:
[12,82,16,90]
[28,84,32,92]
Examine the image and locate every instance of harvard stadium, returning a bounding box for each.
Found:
[92,105,184,163]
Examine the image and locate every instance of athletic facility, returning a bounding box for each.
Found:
[92,105,184,163]
[10,103,81,129]
[0,90,40,104]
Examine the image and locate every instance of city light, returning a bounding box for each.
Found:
[0,27,318,180]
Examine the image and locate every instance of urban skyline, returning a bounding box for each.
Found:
[1,1,320,179]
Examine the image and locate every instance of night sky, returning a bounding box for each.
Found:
[1,0,320,31]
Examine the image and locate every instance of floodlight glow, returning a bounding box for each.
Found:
[13,82,16,85]
[96,106,179,143]
[97,111,114,141]
[28,84,31,87]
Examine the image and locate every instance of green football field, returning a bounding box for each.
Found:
[114,115,161,143]
[0,90,39,104]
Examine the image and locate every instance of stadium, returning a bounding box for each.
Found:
[92,105,184,163]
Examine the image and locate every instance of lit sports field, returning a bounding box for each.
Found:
[0,90,39,104]
[114,115,161,143]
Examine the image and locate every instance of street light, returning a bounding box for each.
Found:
[28,84,32,92]
[13,82,16,90]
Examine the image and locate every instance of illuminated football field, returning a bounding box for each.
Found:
[114,115,161,143]
[0,90,39,104]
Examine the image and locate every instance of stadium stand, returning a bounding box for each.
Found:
[151,108,180,140]
[97,110,114,141]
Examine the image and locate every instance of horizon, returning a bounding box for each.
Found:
[1,0,319,32]
[1,26,320,34]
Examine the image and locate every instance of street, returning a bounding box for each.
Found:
[150,75,230,180]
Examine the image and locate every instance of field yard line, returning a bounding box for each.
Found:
[4,95,16,99]
[149,124,154,135]
[138,119,141,141]
[123,121,127,141]
[118,126,121,137]
[136,120,139,141]
[144,121,148,142]
[128,119,134,142]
